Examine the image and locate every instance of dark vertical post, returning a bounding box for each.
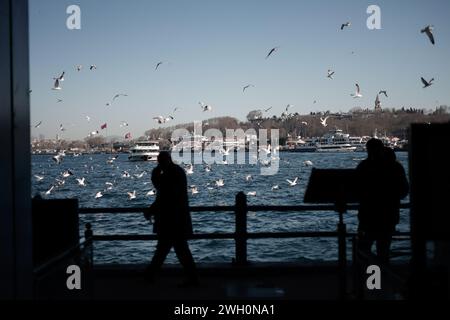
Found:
[84,223,94,265]
[0,0,31,299]
[337,205,347,299]
[235,192,248,265]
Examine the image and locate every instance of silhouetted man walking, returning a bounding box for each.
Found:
[145,151,198,286]
[356,139,409,263]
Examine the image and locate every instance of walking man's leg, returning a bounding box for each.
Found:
[173,238,198,285]
[146,238,172,281]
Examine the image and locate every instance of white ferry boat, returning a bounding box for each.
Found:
[315,129,356,152]
[128,141,160,161]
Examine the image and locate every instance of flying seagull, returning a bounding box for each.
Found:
[52,79,62,90]
[341,22,351,30]
[350,83,363,98]
[155,61,163,70]
[243,84,254,92]
[286,177,298,187]
[34,121,42,128]
[85,115,91,122]
[127,191,136,200]
[320,116,329,127]
[199,101,212,112]
[90,65,97,70]
[266,47,279,59]
[113,93,128,101]
[421,25,435,45]
[327,69,335,79]
[76,65,82,71]
[379,90,388,98]
[153,115,174,124]
[57,99,63,103]
[54,71,65,82]
[421,77,434,88]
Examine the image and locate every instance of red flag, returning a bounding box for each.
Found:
[101,123,107,130]
[125,132,131,139]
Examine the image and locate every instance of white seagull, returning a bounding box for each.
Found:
[45,185,54,195]
[127,191,136,200]
[320,116,329,127]
[287,177,298,186]
[34,175,44,181]
[76,177,86,186]
[303,160,314,166]
[146,190,156,196]
[95,191,103,199]
[185,164,194,175]
[215,179,224,187]
[350,83,363,98]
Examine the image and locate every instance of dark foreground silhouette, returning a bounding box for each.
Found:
[356,138,409,263]
[144,151,199,286]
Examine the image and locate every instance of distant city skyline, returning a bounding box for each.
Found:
[30,0,450,140]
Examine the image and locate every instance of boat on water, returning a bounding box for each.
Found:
[292,128,358,153]
[128,140,160,161]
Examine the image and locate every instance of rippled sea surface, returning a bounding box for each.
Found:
[32,152,410,264]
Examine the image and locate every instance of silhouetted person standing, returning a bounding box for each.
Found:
[356,139,409,263]
[145,151,198,286]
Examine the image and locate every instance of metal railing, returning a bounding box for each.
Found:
[78,191,411,299]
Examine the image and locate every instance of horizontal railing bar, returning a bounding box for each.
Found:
[78,203,410,214]
[90,231,411,241]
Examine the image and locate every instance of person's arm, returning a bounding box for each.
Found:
[151,166,162,190]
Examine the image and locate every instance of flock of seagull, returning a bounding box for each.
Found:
[34,19,438,201]
[36,152,317,200]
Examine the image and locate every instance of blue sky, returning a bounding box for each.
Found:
[29,0,450,140]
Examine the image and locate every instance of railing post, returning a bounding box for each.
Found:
[234,192,248,266]
[336,204,347,299]
[84,223,93,264]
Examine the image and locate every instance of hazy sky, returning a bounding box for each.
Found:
[29,0,450,140]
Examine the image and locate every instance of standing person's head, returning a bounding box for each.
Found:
[366,138,384,161]
[157,151,173,170]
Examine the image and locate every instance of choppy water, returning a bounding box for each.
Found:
[31,152,410,264]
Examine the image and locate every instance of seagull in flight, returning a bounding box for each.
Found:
[320,116,329,127]
[153,115,174,124]
[185,164,194,175]
[421,77,434,88]
[54,71,65,82]
[76,177,86,186]
[266,47,279,59]
[379,90,388,98]
[85,116,91,122]
[34,175,44,181]
[421,25,435,45]
[127,191,136,200]
[303,160,313,167]
[327,69,335,79]
[286,177,298,187]
[341,22,351,30]
[34,121,42,128]
[350,83,363,98]
[57,99,63,103]
[199,101,212,112]
[215,178,225,187]
[76,65,82,71]
[90,65,97,70]
[45,185,55,195]
[155,61,163,70]
[120,121,129,127]
[243,84,254,92]
[62,170,74,178]
[113,93,128,101]
[95,191,103,199]
[52,79,62,90]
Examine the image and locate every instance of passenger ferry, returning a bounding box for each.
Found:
[128,140,160,161]
[315,129,357,152]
